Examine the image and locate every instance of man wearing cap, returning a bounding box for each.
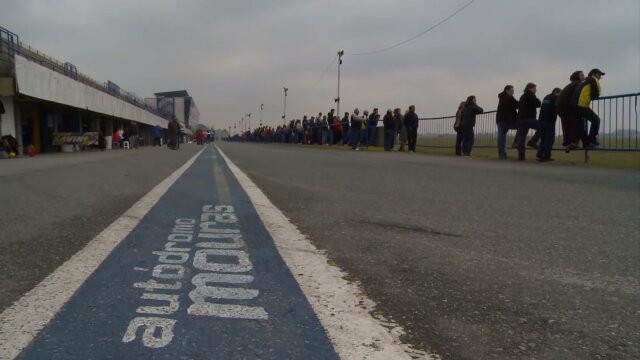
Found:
[572,68,604,148]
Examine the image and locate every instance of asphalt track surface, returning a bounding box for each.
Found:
[6,145,337,359]
[217,142,640,360]
[0,145,201,312]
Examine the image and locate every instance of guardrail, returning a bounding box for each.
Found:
[0,26,172,121]
[417,92,640,152]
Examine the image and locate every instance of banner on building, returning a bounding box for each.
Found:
[52,132,99,145]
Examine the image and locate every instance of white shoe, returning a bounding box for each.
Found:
[354,148,360,151]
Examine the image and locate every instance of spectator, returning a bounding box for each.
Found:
[327,108,335,144]
[537,87,562,162]
[572,68,605,149]
[323,115,332,145]
[396,108,407,152]
[404,105,419,152]
[496,85,518,159]
[383,109,395,151]
[392,108,403,151]
[295,119,304,143]
[332,116,341,145]
[556,71,584,152]
[461,96,484,156]
[341,112,350,145]
[168,117,179,150]
[361,110,369,146]
[315,113,323,144]
[112,130,121,149]
[350,108,362,151]
[454,101,465,156]
[127,121,139,149]
[367,108,380,147]
[516,83,541,160]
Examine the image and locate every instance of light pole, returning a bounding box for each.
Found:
[282,87,288,126]
[246,113,252,131]
[260,104,263,127]
[335,50,344,119]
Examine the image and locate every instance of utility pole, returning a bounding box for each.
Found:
[260,104,263,127]
[282,87,288,126]
[335,50,344,119]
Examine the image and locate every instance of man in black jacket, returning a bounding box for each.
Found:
[341,112,350,145]
[496,85,518,159]
[516,83,541,160]
[536,88,562,162]
[556,71,585,151]
[404,105,419,152]
[461,96,484,156]
[382,109,395,151]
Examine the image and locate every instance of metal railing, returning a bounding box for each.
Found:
[417,93,640,152]
[0,26,170,121]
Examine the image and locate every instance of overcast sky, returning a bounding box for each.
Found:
[2,0,639,130]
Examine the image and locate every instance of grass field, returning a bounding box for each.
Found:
[279,141,640,170]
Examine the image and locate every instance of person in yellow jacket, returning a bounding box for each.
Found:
[572,68,604,148]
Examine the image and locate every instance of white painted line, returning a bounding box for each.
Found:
[0,146,206,360]
[215,145,438,360]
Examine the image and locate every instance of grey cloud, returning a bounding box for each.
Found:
[1,0,637,129]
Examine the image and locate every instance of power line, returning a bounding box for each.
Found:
[346,0,477,56]
[298,54,339,94]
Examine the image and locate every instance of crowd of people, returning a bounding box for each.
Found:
[236,105,420,152]
[237,68,605,162]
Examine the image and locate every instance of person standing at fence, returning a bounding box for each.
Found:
[496,85,519,159]
[536,87,562,162]
[126,121,139,149]
[461,96,484,156]
[367,108,380,147]
[327,109,335,144]
[341,112,350,145]
[454,101,465,156]
[350,108,362,151]
[394,108,407,152]
[556,71,584,152]
[383,109,395,151]
[392,108,402,150]
[360,110,369,147]
[572,68,605,149]
[516,83,541,160]
[404,105,419,152]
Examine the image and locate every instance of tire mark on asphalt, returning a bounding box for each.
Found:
[357,219,462,238]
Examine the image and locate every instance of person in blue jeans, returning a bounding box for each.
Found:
[536,87,561,162]
[516,83,541,161]
[496,85,519,159]
[367,108,380,147]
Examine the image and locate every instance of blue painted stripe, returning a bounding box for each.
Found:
[18,147,338,360]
